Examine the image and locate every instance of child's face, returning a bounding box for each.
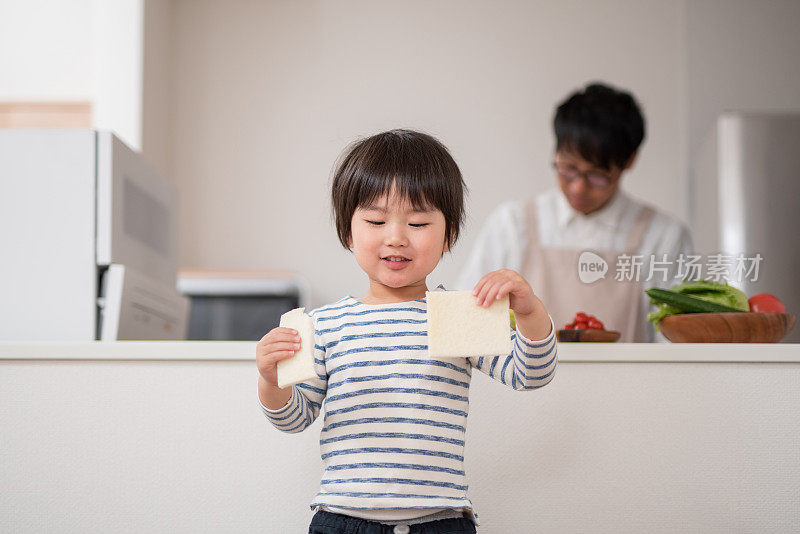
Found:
[348,188,449,300]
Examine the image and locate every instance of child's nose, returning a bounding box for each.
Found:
[384,224,409,246]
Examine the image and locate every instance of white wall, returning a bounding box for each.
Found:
[91,0,144,151]
[142,0,174,177]
[0,0,144,150]
[686,0,800,158]
[0,0,94,100]
[2,358,798,533]
[168,0,687,307]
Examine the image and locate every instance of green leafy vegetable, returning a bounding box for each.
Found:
[646,279,749,329]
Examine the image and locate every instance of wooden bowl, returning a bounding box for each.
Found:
[557,329,621,342]
[659,312,795,343]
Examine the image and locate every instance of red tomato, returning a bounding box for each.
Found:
[748,293,786,313]
[574,312,589,323]
[574,321,589,330]
[563,323,575,330]
[587,319,605,330]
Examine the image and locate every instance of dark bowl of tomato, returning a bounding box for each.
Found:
[557,311,620,342]
[557,329,621,342]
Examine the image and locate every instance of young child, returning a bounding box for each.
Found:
[256,129,557,533]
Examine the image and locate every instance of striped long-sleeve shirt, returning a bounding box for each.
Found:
[261,292,557,521]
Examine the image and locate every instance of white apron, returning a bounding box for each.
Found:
[521,200,655,342]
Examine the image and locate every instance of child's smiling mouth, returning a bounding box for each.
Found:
[381,255,411,269]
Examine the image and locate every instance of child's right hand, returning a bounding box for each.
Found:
[256,327,302,387]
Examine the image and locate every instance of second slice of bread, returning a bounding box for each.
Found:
[426,290,511,358]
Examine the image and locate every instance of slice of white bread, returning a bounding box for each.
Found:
[426,290,511,358]
[277,308,317,388]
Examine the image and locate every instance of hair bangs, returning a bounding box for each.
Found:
[331,129,466,250]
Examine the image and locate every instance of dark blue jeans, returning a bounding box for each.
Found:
[308,510,477,534]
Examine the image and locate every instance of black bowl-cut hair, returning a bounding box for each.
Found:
[554,82,645,171]
[331,129,466,251]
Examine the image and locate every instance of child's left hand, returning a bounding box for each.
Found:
[473,269,541,316]
[474,269,552,340]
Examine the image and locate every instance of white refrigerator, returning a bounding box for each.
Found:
[0,129,188,341]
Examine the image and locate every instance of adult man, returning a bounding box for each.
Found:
[457,82,692,342]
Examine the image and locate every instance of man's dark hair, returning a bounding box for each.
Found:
[331,129,466,250]
[553,82,646,171]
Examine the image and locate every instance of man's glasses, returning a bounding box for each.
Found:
[552,161,614,189]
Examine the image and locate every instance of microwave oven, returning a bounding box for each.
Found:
[177,270,309,341]
[0,129,188,341]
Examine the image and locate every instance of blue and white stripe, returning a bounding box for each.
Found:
[261,292,557,516]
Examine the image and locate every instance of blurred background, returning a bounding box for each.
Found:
[2,5,800,531]
[1,0,799,332]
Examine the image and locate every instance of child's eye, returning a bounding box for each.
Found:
[409,223,429,228]
[365,220,384,226]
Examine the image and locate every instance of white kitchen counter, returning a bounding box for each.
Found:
[1,340,798,362]
[2,341,799,533]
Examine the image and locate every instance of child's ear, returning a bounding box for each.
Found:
[443,235,452,253]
